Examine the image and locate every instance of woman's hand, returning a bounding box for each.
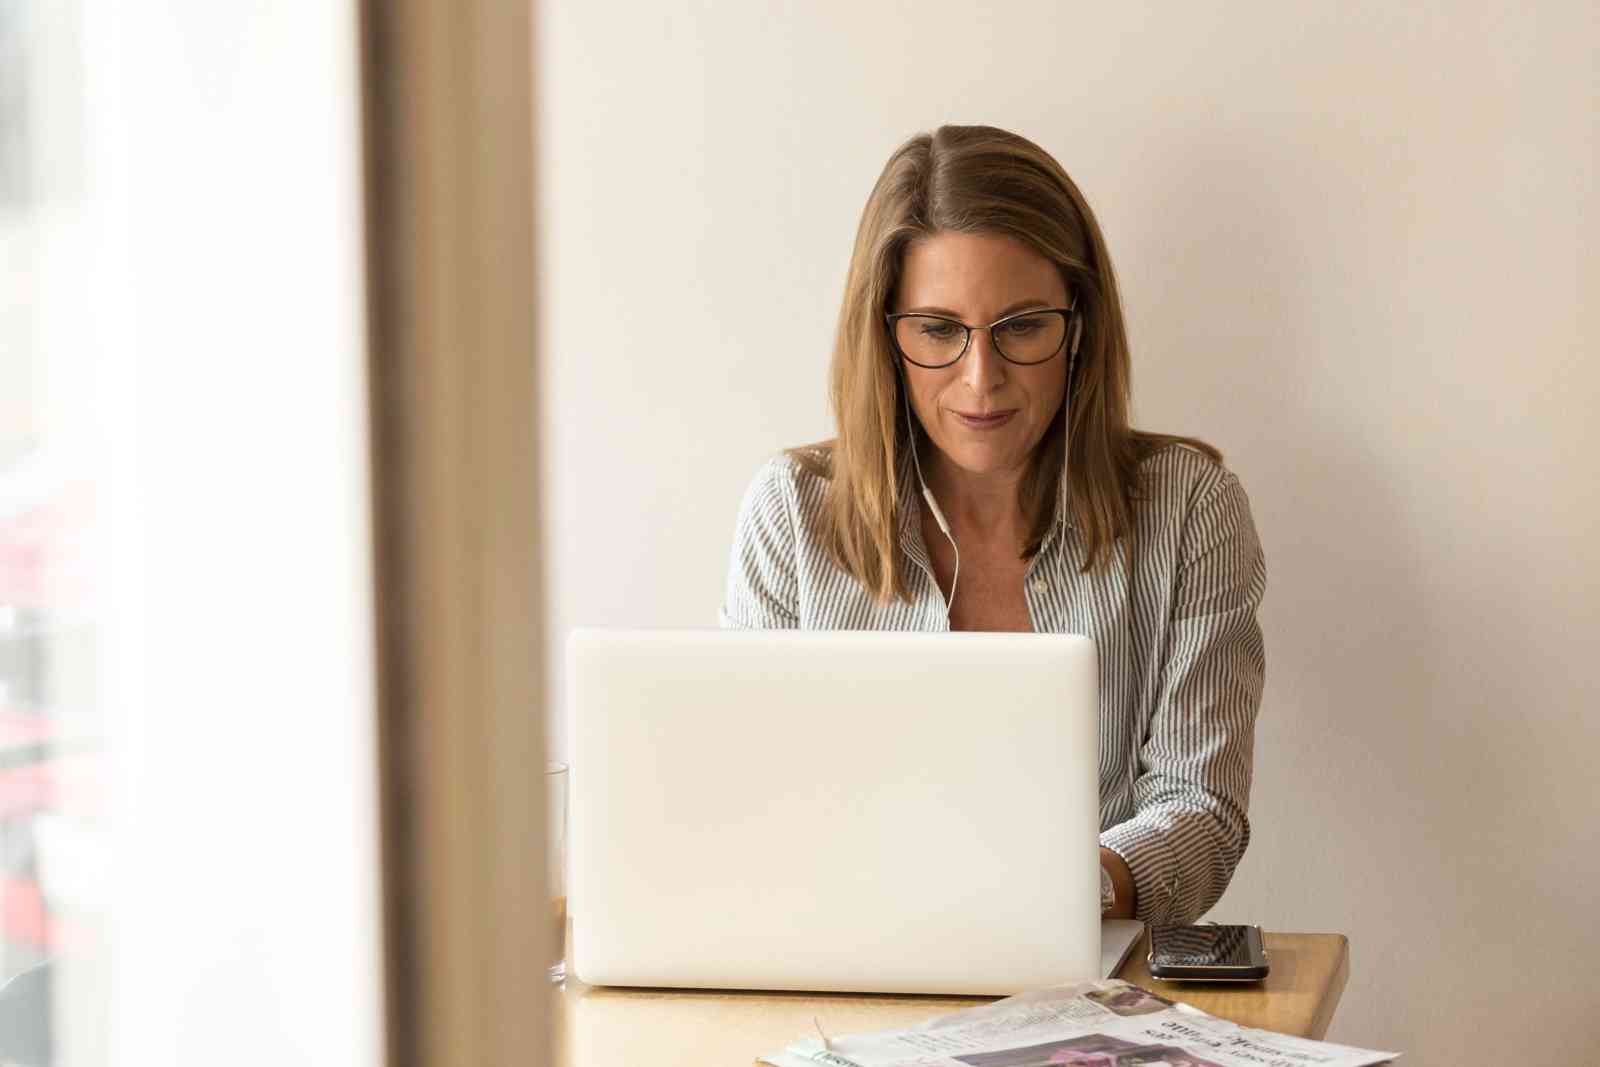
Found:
[1100,847,1137,920]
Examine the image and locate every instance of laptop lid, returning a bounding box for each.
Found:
[569,629,1101,995]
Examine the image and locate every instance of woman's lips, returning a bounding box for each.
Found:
[952,409,1018,429]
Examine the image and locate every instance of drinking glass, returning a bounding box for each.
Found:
[546,761,569,983]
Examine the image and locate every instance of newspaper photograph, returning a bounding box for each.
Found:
[760,980,1397,1067]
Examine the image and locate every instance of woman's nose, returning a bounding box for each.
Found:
[962,329,1008,393]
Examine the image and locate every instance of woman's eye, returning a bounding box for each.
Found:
[919,322,960,339]
[1001,318,1044,335]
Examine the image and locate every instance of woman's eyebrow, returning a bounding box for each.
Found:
[901,299,1059,319]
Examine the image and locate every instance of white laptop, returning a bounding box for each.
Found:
[568,629,1141,995]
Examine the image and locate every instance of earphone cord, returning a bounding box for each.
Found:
[903,383,960,617]
[1059,351,1076,534]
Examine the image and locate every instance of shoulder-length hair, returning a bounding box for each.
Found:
[792,124,1219,604]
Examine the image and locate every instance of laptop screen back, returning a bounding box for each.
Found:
[569,629,1100,995]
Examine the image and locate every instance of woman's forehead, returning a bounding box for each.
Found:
[897,230,1066,315]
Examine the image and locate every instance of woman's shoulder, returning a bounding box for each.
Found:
[742,444,829,492]
[1132,439,1250,517]
[780,442,834,479]
[734,444,834,527]
[1128,439,1265,588]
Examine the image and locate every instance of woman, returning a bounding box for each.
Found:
[720,125,1265,926]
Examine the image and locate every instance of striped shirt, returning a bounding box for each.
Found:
[719,443,1266,926]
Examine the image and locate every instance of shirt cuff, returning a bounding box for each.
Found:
[1099,819,1182,927]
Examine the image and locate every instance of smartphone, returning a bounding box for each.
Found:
[1147,924,1269,982]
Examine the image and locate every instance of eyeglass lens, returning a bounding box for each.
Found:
[894,311,1067,368]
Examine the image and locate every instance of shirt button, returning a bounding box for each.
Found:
[1032,577,1048,594]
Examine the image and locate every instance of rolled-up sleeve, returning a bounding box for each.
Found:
[719,458,801,629]
[1099,472,1266,925]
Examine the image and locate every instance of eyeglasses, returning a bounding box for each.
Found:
[885,303,1077,369]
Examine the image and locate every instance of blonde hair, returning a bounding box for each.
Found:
[792,124,1219,604]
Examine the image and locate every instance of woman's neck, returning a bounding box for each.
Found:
[924,452,1028,542]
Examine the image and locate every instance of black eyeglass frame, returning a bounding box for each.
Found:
[884,300,1079,370]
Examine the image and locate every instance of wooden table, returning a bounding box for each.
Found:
[549,931,1349,1065]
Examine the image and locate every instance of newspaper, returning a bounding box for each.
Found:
[759,979,1397,1067]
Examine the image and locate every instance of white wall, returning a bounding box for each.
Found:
[537,3,1598,1061]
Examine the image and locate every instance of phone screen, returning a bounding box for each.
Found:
[1150,925,1262,967]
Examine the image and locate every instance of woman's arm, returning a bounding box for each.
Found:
[719,457,802,629]
[1099,471,1267,925]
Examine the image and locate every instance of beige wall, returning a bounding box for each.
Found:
[537,4,1599,1060]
